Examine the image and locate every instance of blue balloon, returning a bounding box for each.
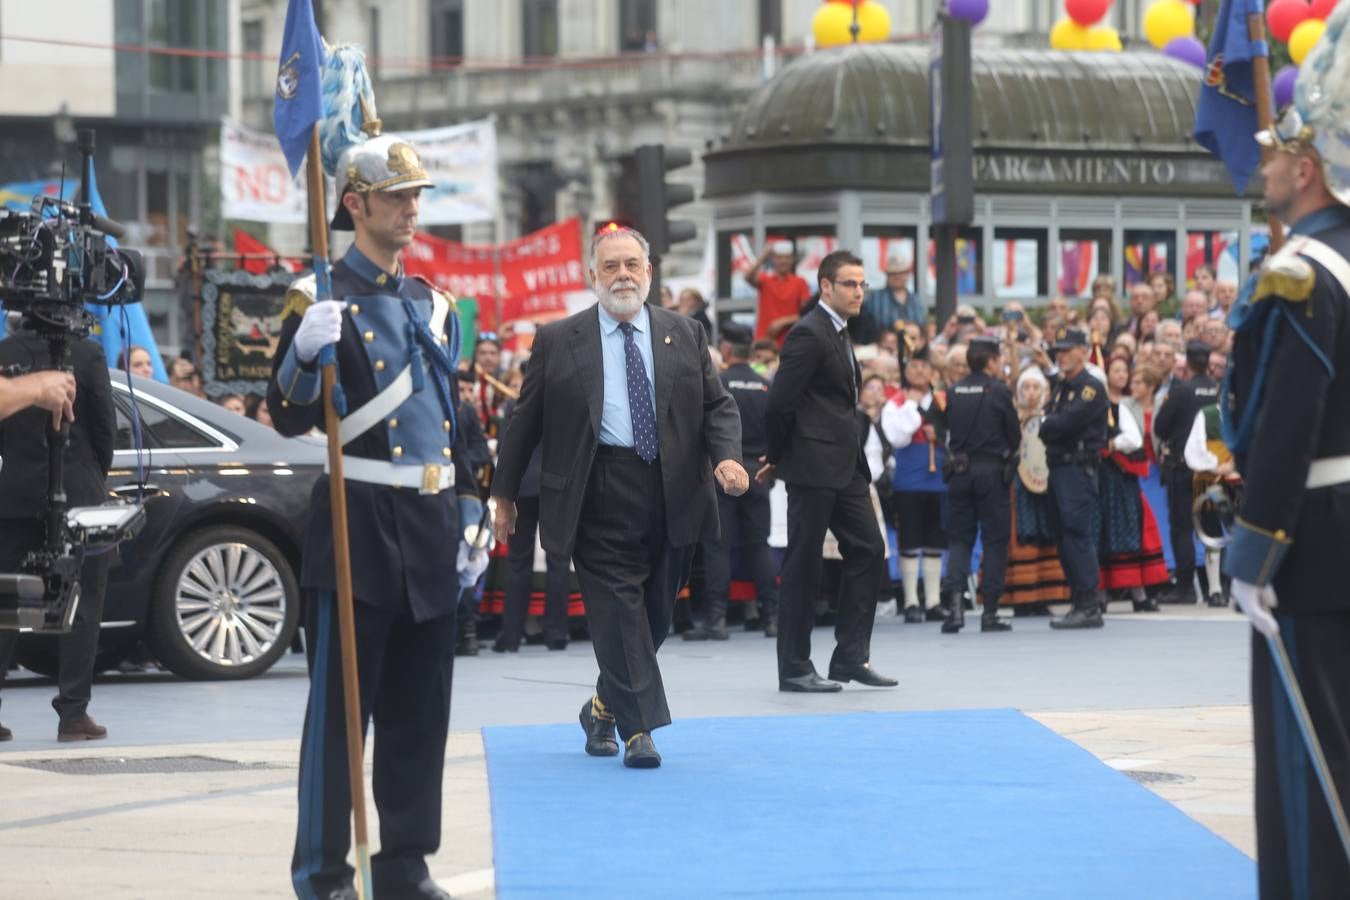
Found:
[947,0,989,26]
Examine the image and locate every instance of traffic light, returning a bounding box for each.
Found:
[610,144,697,257]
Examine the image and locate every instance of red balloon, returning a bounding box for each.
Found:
[1310,0,1341,18]
[1268,0,1313,43]
[1065,0,1112,27]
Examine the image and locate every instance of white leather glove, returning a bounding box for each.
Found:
[1231,579,1279,638]
[457,540,491,590]
[293,300,346,364]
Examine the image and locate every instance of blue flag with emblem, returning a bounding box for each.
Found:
[1193,0,1270,195]
[272,0,326,177]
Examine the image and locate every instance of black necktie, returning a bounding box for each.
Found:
[839,327,857,399]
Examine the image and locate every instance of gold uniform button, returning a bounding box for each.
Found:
[443,419,451,431]
[392,446,404,458]
[439,334,448,344]
[442,447,452,459]
[363,331,374,343]
[375,360,386,372]
[388,417,398,429]
[350,304,360,315]
[376,273,388,286]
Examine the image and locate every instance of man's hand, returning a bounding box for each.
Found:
[489,496,517,546]
[714,459,749,496]
[1231,579,1279,638]
[293,299,347,364]
[754,455,775,485]
[26,371,76,429]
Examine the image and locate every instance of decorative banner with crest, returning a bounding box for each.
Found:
[200,268,298,397]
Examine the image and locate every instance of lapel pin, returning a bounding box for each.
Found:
[664,335,672,344]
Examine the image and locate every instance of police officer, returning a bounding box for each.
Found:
[1224,10,1350,894]
[939,336,1020,634]
[1152,339,1220,604]
[268,131,468,900]
[1040,327,1109,630]
[686,322,779,641]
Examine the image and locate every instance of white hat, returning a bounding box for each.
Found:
[330,134,435,230]
[771,240,794,255]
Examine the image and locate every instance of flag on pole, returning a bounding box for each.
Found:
[272,0,326,177]
[1193,0,1270,194]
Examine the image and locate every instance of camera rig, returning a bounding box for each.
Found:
[0,129,148,633]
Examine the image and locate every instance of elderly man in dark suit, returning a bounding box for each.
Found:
[761,248,896,693]
[492,225,746,769]
[0,330,115,742]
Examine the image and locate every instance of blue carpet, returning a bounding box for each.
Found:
[483,709,1253,899]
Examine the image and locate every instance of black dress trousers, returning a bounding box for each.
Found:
[777,470,885,681]
[1047,463,1100,596]
[1165,463,1197,584]
[942,463,1011,616]
[570,447,694,742]
[702,478,780,623]
[498,494,571,648]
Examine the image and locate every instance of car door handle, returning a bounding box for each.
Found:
[111,483,160,496]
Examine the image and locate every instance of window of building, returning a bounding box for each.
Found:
[992,227,1048,300]
[922,228,983,299]
[1057,229,1111,300]
[1123,230,1176,292]
[618,0,657,53]
[430,0,465,64]
[522,0,559,58]
[242,20,264,99]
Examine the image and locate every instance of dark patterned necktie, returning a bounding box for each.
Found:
[619,321,659,463]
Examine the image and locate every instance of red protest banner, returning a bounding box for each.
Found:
[403,218,587,333]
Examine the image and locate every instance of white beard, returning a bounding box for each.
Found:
[597,278,648,318]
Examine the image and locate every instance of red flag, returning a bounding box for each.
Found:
[234,229,295,274]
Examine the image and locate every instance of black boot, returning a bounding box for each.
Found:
[683,617,729,641]
[940,590,964,634]
[455,600,480,656]
[1050,591,1104,630]
[981,614,1012,632]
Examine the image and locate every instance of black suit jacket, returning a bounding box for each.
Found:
[0,335,115,517]
[492,303,742,557]
[765,305,868,489]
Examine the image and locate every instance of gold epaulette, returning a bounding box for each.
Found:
[1252,254,1316,305]
[408,274,457,312]
[280,273,318,321]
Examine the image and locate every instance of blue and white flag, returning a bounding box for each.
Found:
[272,0,327,177]
[1193,0,1270,194]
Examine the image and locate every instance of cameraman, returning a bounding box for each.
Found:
[0,329,114,743]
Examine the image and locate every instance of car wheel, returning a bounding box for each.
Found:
[147,525,300,680]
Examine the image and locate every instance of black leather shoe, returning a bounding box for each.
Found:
[1157,584,1196,605]
[827,663,898,687]
[402,878,454,900]
[903,606,924,624]
[1050,607,1104,630]
[980,616,1012,632]
[1206,593,1226,608]
[779,672,843,693]
[1132,597,1160,613]
[941,602,964,634]
[491,639,519,653]
[324,887,357,900]
[623,732,662,769]
[924,605,947,622]
[546,638,568,650]
[579,698,619,757]
[682,622,729,641]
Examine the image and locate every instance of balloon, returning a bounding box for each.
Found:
[812,2,855,47]
[1289,17,1326,65]
[948,0,990,24]
[1086,26,1124,51]
[856,0,891,41]
[1273,64,1300,108]
[1267,0,1313,43]
[1310,0,1341,19]
[1066,0,1113,27]
[1142,0,1195,50]
[1050,17,1093,50]
[1164,35,1207,67]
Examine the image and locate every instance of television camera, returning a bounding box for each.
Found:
[0,129,147,633]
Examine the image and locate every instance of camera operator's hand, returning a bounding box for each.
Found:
[24,371,76,429]
[293,300,347,364]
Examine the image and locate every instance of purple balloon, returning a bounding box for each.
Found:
[1164,36,1207,68]
[1273,65,1299,109]
[947,0,989,25]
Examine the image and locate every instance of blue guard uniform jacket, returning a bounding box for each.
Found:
[1223,205,1350,610]
[1040,367,1109,461]
[267,244,472,622]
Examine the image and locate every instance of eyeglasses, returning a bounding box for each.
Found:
[830,279,869,291]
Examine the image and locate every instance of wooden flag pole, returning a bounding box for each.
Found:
[304,125,375,900]
[1249,12,1285,254]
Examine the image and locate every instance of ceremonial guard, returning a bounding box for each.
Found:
[1222,9,1350,894]
[938,336,1020,634]
[268,76,468,897]
[1039,328,1109,630]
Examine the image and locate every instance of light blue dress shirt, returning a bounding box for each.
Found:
[597,301,657,448]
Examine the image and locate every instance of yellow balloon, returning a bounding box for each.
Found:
[1289,17,1326,66]
[813,2,855,48]
[1143,0,1194,50]
[856,0,891,43]
[1086,25,1124,51]
[1050,18,1092,51]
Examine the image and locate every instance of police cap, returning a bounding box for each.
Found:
[1048,326,1088,353]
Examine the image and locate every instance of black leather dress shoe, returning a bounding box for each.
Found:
[546,638,568,651]
[779,672,843,693]
[1050,607,1104,630]
[903,606,924,624]
[827,663,898,687]
[579,698,619,757]
[623,732,662,768]
[980,616,1012,633]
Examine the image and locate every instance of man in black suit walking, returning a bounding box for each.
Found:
[761,249,896,693]
[0,329,115,742]
[491,225,746,768]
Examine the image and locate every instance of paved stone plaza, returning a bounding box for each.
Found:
[0,606,1253,899]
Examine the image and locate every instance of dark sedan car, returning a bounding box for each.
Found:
[14,372,324,680]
